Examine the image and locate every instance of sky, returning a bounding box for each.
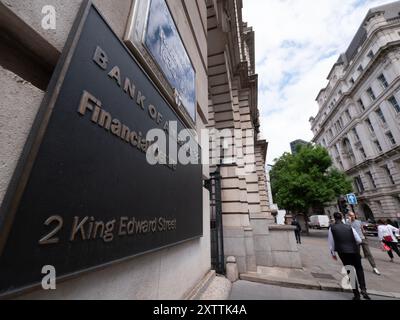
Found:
[242,0,395,164]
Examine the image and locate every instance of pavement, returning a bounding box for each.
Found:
[236,229,400,300]
[199,275,232,300]
[300,230,400,296]
[229,281,398,300]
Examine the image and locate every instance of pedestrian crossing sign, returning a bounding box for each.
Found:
[346,193,358,205]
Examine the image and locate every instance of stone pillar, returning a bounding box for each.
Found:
[268,225,303,269]
[244,227,257,272]
[250,213,273,267]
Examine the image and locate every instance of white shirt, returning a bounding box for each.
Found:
[378,225,399,243]
[328,226,362,256]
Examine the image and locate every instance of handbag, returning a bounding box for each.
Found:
[382,243,391,252]
[383,235,393,242]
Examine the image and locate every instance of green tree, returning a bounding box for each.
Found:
[270,144,352,221]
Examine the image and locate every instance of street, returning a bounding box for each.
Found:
[300,230,400,294]
[229,229,400,300]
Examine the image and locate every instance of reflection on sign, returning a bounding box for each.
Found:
[144,0,196,121]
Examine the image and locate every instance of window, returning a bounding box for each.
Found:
[360,148,367,159]
[339,117,344,128]
[345,109,351,121]
[375,108,386,123]
[339,160,344,170]
[383,165,395,185]
[388,96,400,113]
[333,145,340,158]
[386,131,396,145]
[357,65,364,73]
[367,87,376,101]
[354,176,365,194]
[352,127,360,141]
[378,74,389,89]
[367,50,374,59]
[374,140,383,153]
[358,98,365,111]
[366,172,376,189]
[366,118,375,133]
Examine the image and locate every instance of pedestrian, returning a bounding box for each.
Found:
[291,216,302,244]
[328,212,371,300]
[377,220,400,263]
[347,212,381,275]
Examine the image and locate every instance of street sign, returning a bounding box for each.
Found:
[346,193,358,205]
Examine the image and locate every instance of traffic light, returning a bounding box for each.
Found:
[338,197,349,214]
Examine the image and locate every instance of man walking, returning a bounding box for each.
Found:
[347,212,381,275]
[291,217,302,244]
[328,212,371,300]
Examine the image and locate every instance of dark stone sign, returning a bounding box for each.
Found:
[0,2,202,297]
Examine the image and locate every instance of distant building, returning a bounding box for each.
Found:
[310,1,400,222]
[290,139,309,154]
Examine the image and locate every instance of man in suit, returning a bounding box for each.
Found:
[328,212,371,300]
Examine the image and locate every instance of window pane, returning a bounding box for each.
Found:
[389,96,400,113]
[367,88,376,101]
[376,108,386,123]
[378,74,389,88]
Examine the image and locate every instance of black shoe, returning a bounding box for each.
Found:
[352,295,361,300]
[361,291,371,300]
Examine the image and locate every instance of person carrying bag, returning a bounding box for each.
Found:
[377,220,400,262]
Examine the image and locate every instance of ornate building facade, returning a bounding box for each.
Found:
[207,0,301,273]
[311,2,400,222]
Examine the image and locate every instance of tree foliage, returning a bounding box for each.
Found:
[270,145,352,214]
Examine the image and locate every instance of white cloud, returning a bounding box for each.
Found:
[242,0,394,163]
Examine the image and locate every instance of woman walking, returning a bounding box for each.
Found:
[377,220,400,262]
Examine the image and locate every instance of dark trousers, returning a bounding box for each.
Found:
[294,231,301,244]
[383,241,400,259]
[338,252,366,295]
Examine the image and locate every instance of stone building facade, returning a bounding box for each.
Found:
[311,2,400,222]
[207,0,301,273]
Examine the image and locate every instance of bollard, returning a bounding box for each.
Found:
[226,256,239,283]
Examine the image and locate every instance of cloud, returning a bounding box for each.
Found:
[242,0,394,164]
